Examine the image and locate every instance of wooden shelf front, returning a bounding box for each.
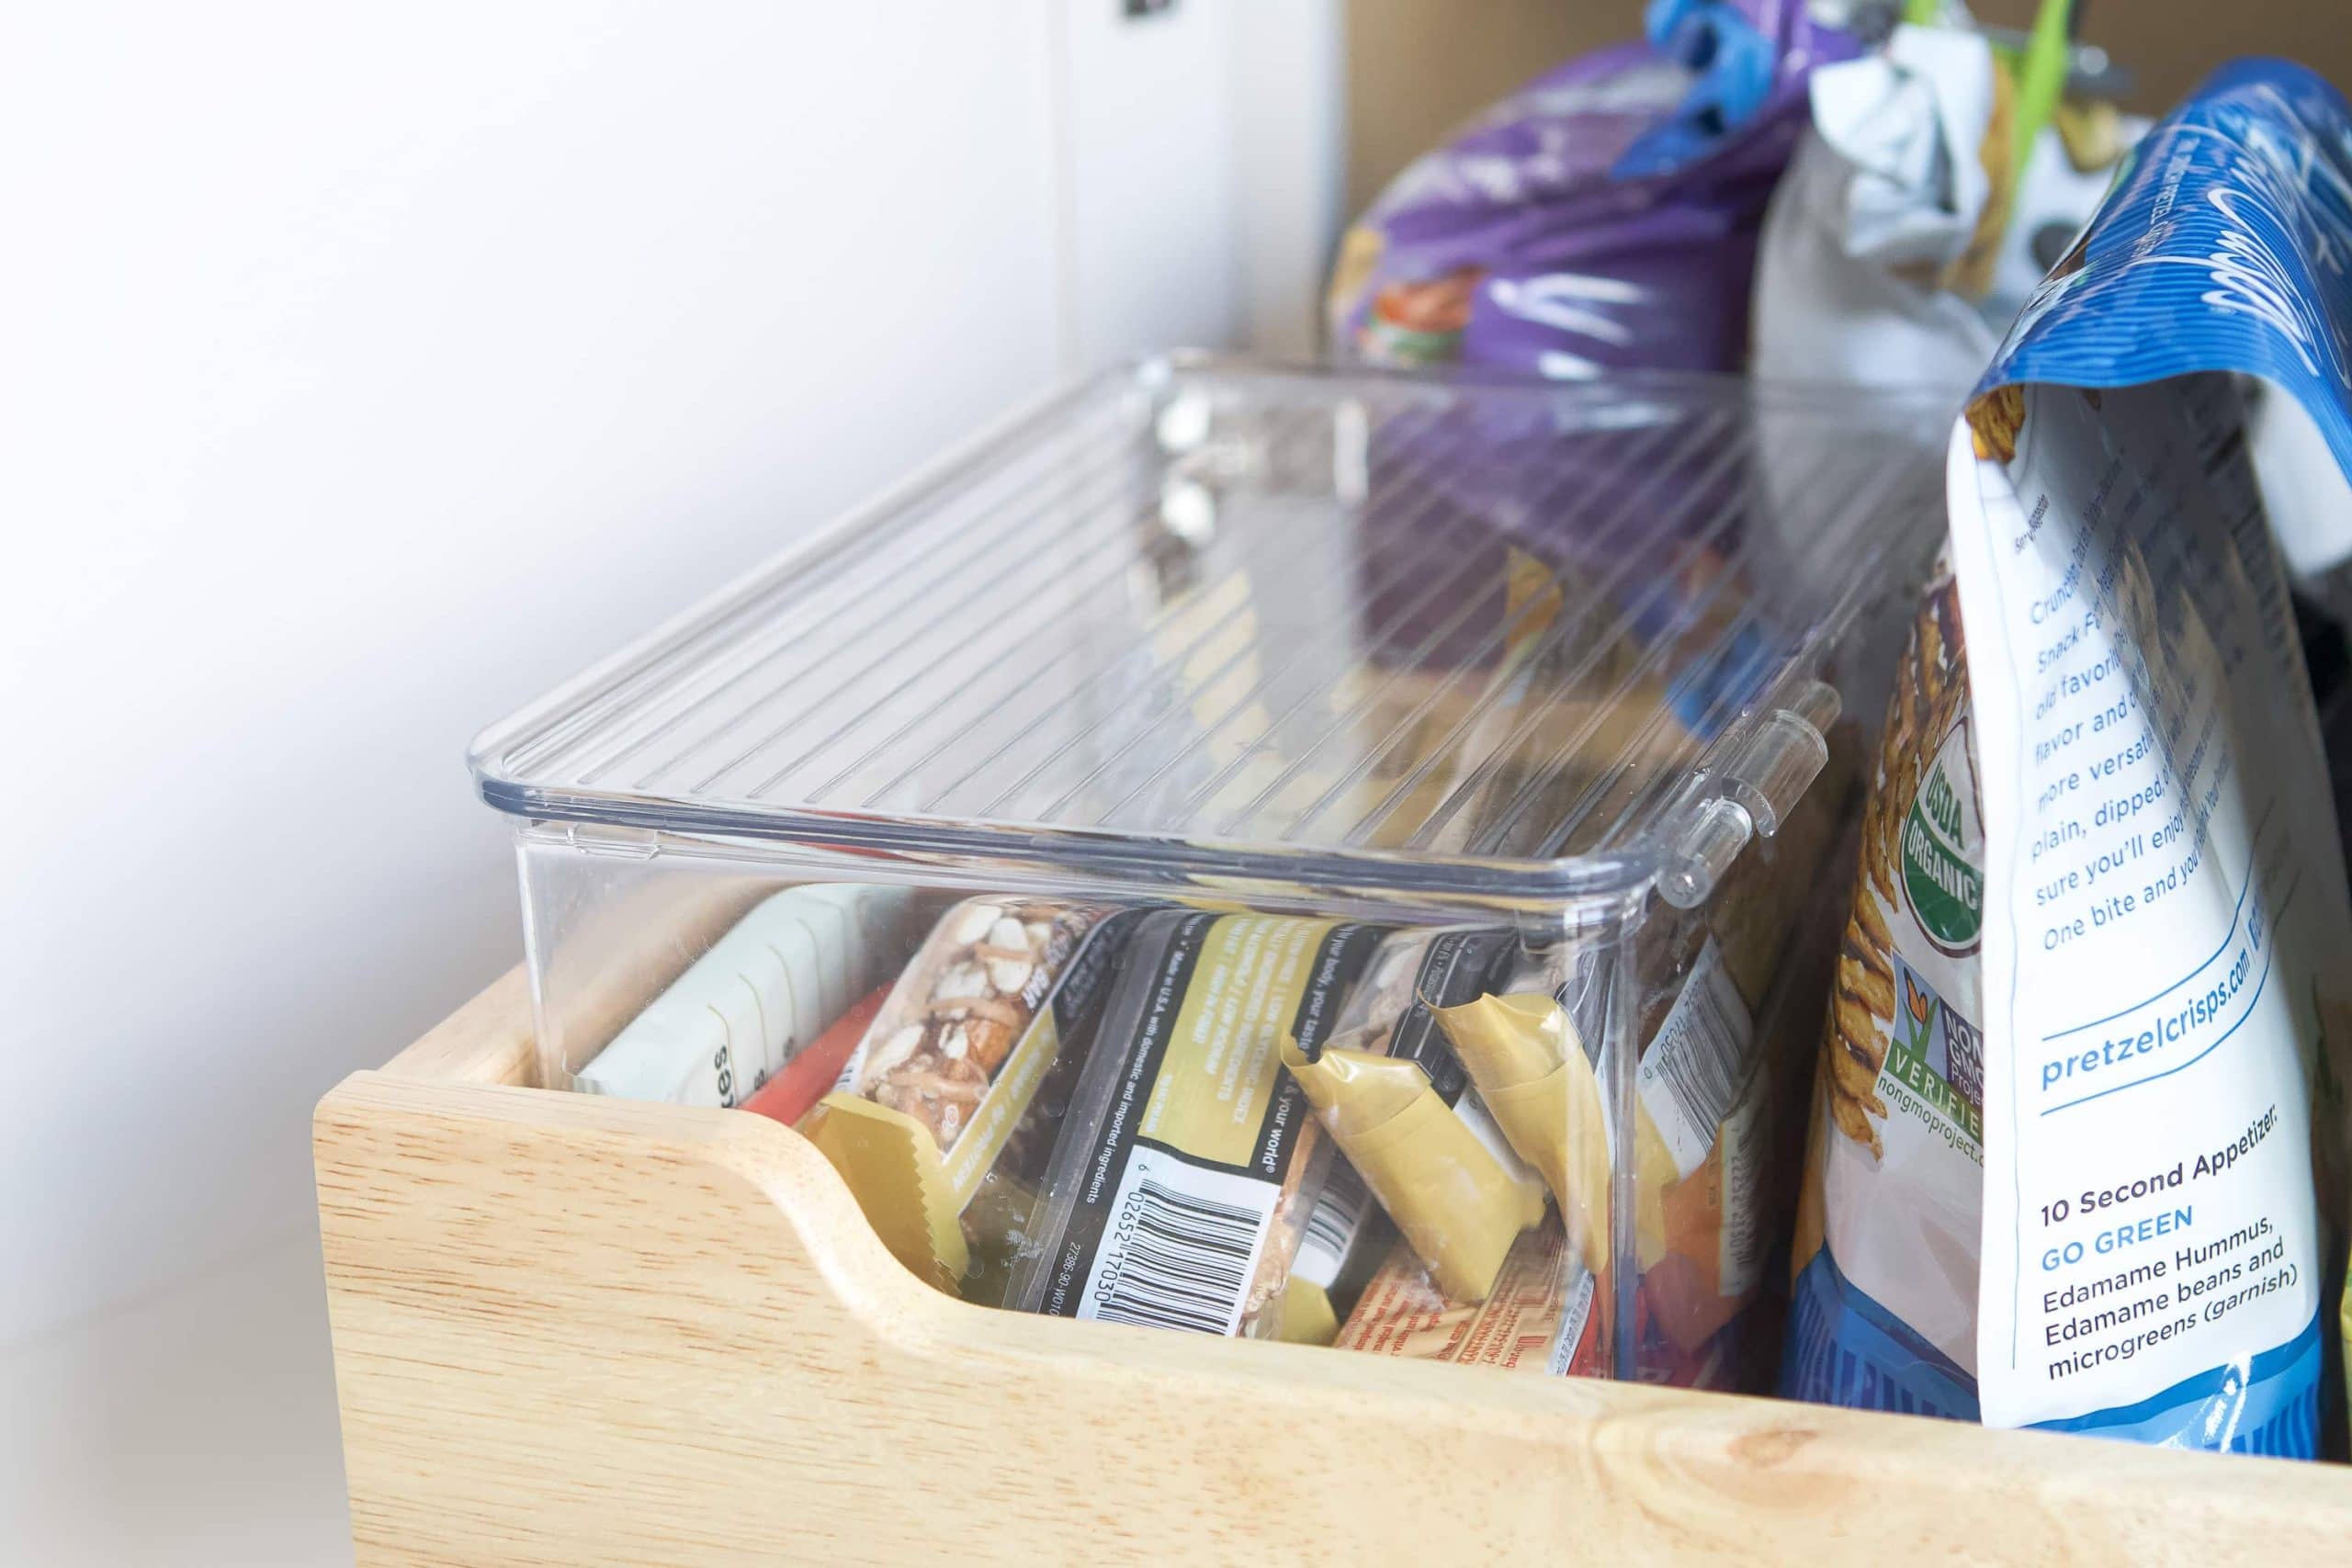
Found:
[314,969,2352,1564]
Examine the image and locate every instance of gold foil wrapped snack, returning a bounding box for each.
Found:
[1282,1032,1544,1303]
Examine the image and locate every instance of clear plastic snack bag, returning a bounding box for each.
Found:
[1283,930,1546,1304]
[1008,912,1395,1337]
[804,897,1140,1301]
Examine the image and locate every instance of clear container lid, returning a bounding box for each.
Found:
[472,358,1948,916]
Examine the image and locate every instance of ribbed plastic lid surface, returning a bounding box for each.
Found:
[473,359,1947,907]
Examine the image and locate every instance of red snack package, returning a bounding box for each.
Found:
[742,984,892,1127]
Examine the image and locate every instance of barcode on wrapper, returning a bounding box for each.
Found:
[1292,1161,1370,1291]
[1078,1146,1278,1336]
[1635,939,1755,1179]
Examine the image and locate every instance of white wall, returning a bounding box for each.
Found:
[1233,0,1347,355]
[0,0,1340,1348]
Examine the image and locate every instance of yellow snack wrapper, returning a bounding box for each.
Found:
[801,1097,969,1292]
[1282,1034,1544,1303]
[813,897,1134,1300]
[1436,990,1673,1278]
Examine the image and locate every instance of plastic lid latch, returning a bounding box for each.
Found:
[1657,682,1839,908]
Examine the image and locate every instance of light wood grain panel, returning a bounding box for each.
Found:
[317,987,2352,1564]
[379,965,537,1087]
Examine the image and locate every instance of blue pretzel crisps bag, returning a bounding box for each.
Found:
[1786,59,2352,1454]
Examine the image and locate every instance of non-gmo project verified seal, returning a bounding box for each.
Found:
[1886,954,1984,1144]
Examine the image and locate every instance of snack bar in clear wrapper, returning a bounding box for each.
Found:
[1438,991,1612,1278]
[1335,1220,1605,1377]
[805,897,1137,1300]
[1786,60,2352,1454]
[1283,928,1546,1303]
[1008,911,1393,1337]
[1423,736,1853,1389]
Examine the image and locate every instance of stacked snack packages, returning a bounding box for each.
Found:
[1785,62,2352,1455]
[1348,743,1853,1386]
[743,798,1850,1388]
[1283,931,1546,1306]
[679,510,1865,1377]
[574,885,924,1106]
[1006,912,1394,1336]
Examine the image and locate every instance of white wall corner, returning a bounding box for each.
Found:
[1230,0,1346,359]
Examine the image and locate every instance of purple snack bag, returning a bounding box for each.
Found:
[1328,0,1856,377]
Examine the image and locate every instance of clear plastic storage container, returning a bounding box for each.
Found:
[470,356,1947,1386]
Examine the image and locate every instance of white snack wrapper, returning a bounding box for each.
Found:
[577,884,919,1107]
